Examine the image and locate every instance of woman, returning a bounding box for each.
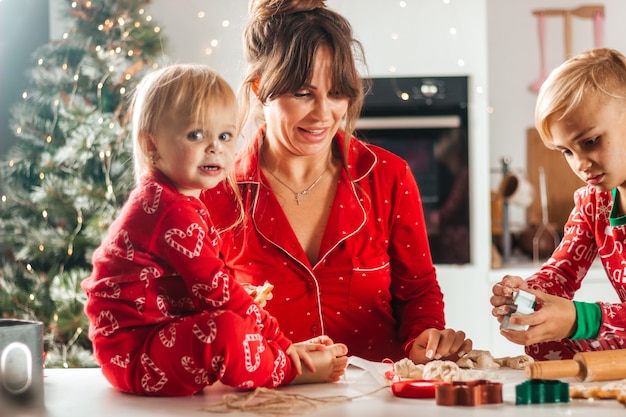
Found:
[203,0,472,364]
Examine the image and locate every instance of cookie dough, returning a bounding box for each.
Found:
[456,349,533,370]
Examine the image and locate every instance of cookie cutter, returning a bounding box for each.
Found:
[435,380,503,406]
[500,289,536,331]
[391,379,444,399]
[515,379,569,404]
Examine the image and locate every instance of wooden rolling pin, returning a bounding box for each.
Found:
[525,349,626,382]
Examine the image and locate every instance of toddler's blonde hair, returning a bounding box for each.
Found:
[128,64,244,226]
[129,63,238,183]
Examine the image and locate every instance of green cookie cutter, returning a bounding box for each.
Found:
[515,379,569,405]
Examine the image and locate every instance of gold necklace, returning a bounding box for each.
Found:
[263,158,329,205]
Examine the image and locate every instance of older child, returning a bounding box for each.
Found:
[81,64,348,396]
[490,48,626,361]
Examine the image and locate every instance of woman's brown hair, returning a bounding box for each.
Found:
[240,0,369,166]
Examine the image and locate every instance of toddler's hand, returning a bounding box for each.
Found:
[286,336,344,375]
[241,281,274,307]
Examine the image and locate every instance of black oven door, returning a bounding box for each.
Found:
[356,77,469,265]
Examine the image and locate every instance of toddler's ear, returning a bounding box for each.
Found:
[141,131,157,152]
[251,77,260,99]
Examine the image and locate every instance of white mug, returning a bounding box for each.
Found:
[0,319,44,410]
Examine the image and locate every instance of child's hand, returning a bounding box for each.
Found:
[499,288,577,346]
[287,335,337,374]
[490,275,528,321]
[408,328,473,364]
[296,335,335,347]
[287,342,349,384]
[240,282,274,307]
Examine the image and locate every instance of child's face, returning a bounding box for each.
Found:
[549,93,626,193]
[149,104,237,198]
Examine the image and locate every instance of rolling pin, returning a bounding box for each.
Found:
[525,349,626,382]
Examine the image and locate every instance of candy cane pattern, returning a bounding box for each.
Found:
[140,353,168,393]
[212,355,225,375]
[94,278,121,299]
[165,223,205,258]
[243,333,264,373]
[192,318,218,344]
[134,297,145,314]
[238,380,255,390]
[156,294,194,317]
[139,266,160,286]
[271,349,287,387]
[135,266,157,314]
[181,356,210,386]
[106,229,134,261]
[196,208,209,228]
[110,353,130,368]
[156,295,175,318]
[208,224,219,247]
[192,270,230,307]
[158,324,177,348]
[97,310,119,337]
[140,181,162,214]
[246,304,264,330]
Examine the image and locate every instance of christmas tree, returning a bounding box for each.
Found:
[0,0,165,367]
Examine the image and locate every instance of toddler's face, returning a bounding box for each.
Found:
[150,104,238,197]
[548,94,626,192]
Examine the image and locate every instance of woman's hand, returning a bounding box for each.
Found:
[408,328,472,364]
[499,288,577,346]
[490,275,528,322]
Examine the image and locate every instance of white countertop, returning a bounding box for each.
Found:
[6,357,626,417]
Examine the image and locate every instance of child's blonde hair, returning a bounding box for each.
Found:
[535,48,626,146]
[128,64,244,225]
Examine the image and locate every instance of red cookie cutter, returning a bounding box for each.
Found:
[391,380,444,399]
[435,380,503,406]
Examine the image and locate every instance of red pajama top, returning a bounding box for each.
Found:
[525,185,626,357]
[202,129,446,361]
[82,171,291,371]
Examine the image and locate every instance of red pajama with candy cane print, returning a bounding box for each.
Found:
[81,171,296,396]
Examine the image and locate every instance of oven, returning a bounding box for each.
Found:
[356,76,470,264]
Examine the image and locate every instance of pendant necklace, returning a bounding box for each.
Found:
[263,157,329,205]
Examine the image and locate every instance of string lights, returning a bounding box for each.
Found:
[0,0,165,367]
